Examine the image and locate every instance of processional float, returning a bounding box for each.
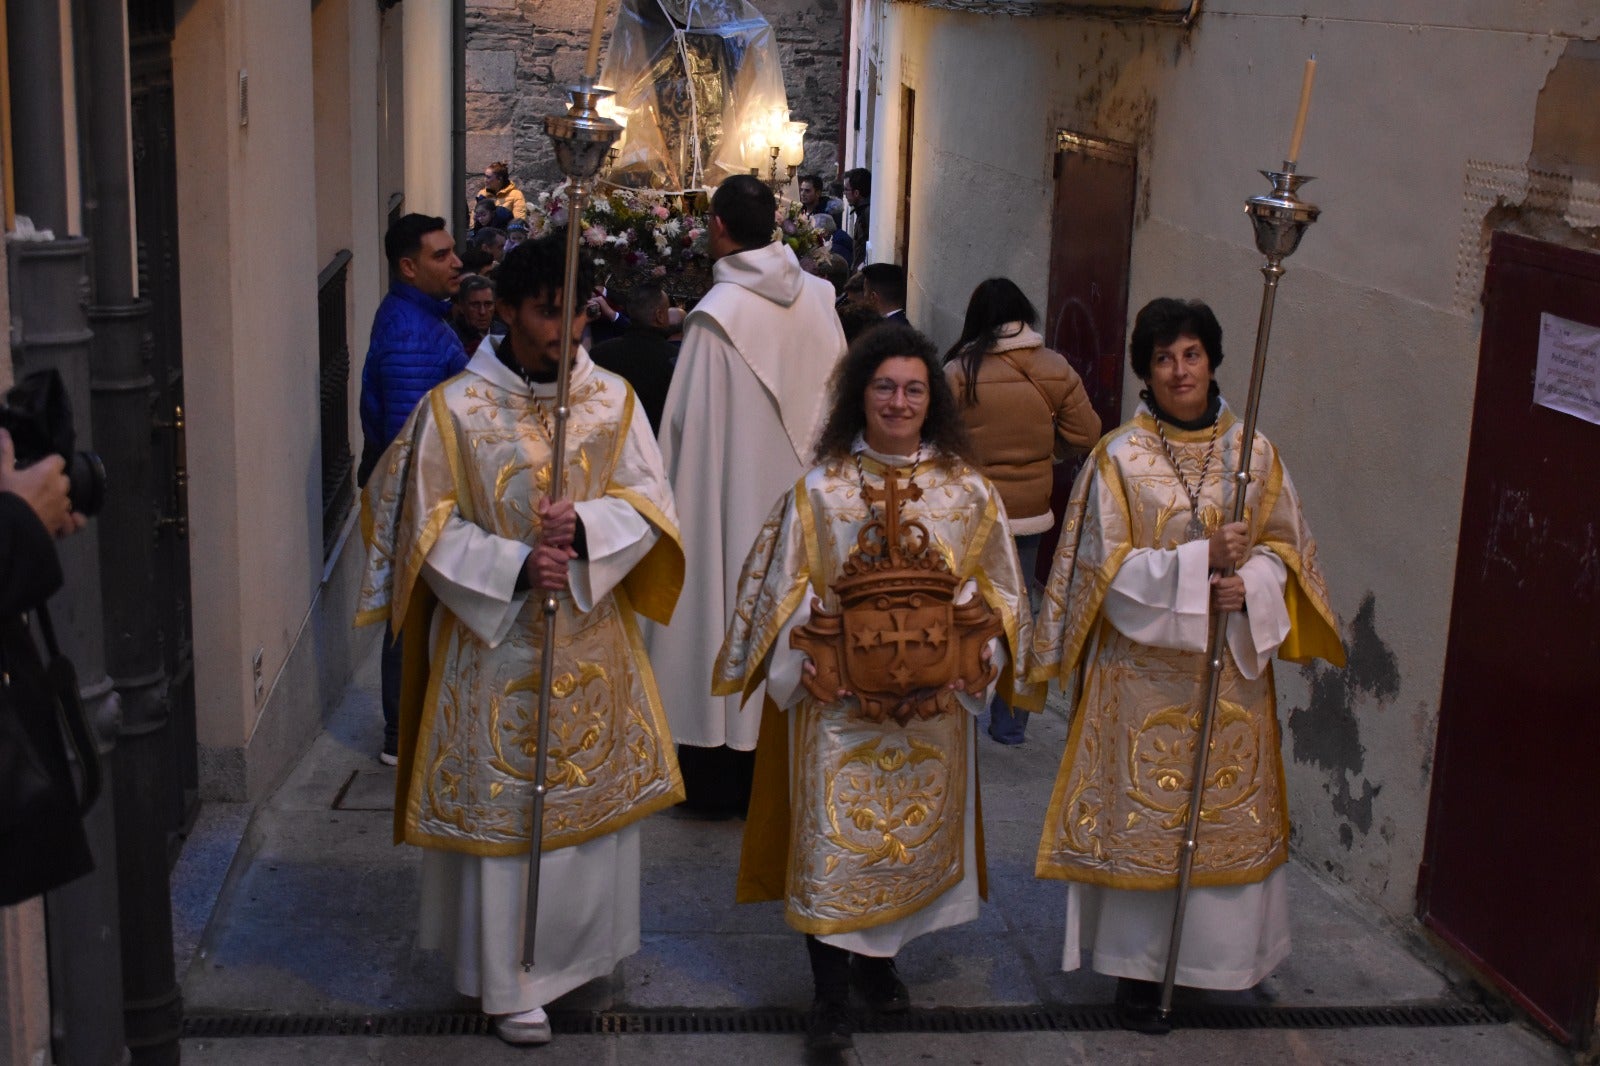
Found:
[1158,57,1323,1020]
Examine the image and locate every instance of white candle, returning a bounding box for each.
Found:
[583,1,607,81]
[1286,56,1317,164]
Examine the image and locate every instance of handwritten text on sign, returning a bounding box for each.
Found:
[1534,313,1600,426]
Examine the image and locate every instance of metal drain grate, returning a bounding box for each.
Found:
[182,1001,1510,1039]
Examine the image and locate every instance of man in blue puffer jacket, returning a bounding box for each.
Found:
[358,212,468,764]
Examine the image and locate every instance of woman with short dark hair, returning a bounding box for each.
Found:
[1030,297,1344,1032]
[716,321,1040,1053]
[944,277,1100,744]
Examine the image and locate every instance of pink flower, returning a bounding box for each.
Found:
[652,204,671,220]
[687,227,702,241]
[583,225,607,246]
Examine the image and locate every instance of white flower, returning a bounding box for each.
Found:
[661,218,682,238]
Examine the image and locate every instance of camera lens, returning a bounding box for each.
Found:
[67,451,106,517]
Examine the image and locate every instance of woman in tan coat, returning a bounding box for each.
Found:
[945,277,1101,743]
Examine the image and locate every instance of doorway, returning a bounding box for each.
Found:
[1038,131,1135,578]
[129,0,199,848]
[1416,231,1600,1048]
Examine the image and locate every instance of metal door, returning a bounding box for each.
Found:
[129,0,199,848]
[1416,231,1600,1048]
[1039,131,1134,579]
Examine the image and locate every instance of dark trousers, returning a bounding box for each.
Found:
[676,743,754,816]
[380,629,402,754]
[987,532,1042,743]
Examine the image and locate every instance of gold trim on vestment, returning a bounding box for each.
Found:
[795,476,825,598]
[1031,413,1342,889]
[360,363,683,859]
[607,486,686,627]
[719,456,1034,934]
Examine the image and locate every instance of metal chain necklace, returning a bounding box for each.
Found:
[1151,416,1219,543]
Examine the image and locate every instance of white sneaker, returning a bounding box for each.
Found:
[494,1006,552,1046]
[378,749,398,767]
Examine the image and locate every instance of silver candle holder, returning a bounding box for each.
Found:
[522,79,623,970]
[1157,162,1321,1023]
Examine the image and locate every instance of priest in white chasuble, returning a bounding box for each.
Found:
[713,322,1043,1054]
[1029,298,1344,1033]
[356,235,685,1047]
[646,175,847,817]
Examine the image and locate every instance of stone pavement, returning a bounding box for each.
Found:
[171,641,1569,1064]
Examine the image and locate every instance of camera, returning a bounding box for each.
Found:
[0,369,106,517]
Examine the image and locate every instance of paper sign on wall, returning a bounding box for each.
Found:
[1533,312,1600,426]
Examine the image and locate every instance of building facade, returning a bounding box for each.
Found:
[842,0,1599,1047]
[1,0,456,1060]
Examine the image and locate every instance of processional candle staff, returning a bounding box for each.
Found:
[522,9,623,971]
[1157,55,1322,1021]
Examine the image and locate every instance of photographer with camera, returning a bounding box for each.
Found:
[0,426,94,905]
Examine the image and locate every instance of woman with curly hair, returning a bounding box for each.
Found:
[944,277,1101,745]
[713,321,1042,1053]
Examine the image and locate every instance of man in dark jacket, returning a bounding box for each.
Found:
[358,212,467,764]
[843,167,871,270]
[589,283,677,433]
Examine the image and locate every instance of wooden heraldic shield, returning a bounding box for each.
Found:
[792,471,1002,724]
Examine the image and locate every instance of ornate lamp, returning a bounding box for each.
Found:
[745,108,804,192]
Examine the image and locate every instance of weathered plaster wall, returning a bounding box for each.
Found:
[870,1,1600,921]
[176,0,393,799]
[465,0,843,202]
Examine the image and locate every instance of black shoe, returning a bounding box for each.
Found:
[1114,977,1172,1035]
[851,954,909,1013]
[805,998,853,1053]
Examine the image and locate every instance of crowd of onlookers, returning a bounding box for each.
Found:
[445,162,901,445]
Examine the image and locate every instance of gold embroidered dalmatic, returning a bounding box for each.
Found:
[356,357,685,857]
[1031,409,1343,890]
[714,453,1043,934]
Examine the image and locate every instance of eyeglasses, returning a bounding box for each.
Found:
[868,379,929,403]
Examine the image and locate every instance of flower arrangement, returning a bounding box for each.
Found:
[778,197,828,262]
[526,182,828,305]
[526,184,711,301]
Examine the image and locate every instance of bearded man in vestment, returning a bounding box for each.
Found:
[645,174,847,816]
[356,235,685,1046]
[1029,298,1345,1033]
[714,323,1042,1052]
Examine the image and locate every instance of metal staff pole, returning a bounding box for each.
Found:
[1157,166,1320,1019]
[522,82,623,970]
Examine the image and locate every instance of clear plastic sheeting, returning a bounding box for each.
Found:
[599,0,791,192]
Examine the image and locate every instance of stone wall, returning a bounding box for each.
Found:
[466,0,843,204]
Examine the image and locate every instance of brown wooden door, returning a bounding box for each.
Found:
[1039,132,1134,580]
[1417,231,1600,1048]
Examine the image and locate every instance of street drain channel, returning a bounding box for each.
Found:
[183,1001,1510,1038]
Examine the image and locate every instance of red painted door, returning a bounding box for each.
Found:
[1040,132,1134,581]
[1417,231,1600,1048]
